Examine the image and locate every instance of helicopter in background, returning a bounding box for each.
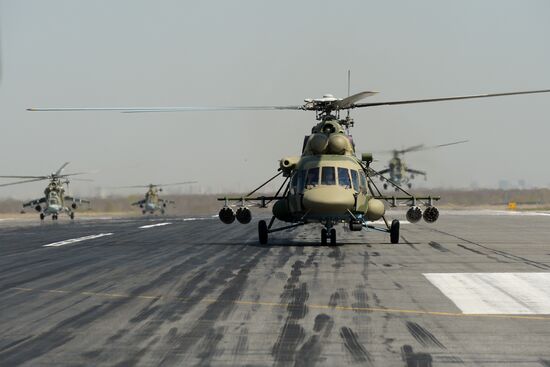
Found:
[0,162,91,220]
[27,86,550,244]
[375,140,468,190]
[116,182,197,215]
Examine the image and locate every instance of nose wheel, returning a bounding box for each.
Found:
[258,220,268,245]
[390,219,400,244]
[321,228,337,246]
[40,213,45,221]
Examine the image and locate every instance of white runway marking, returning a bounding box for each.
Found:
[139,222,172,229]
[441,209,550,217]
[183,217,216,222]
[424,273,550,314]
[43,233,114,247]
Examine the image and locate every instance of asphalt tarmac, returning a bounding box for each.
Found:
[1,210,550,366]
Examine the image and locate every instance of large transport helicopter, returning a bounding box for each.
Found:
[28,87,550,243]
[116,182,197,215]
[376,140,468,190]
[0,162,90,220]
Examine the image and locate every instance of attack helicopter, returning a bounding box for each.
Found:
[115,182,197,215]
[376,140,468,190]
[0,162,91,220]
[27,87,550,244]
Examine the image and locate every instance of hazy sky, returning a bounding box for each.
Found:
[1,0,550,199]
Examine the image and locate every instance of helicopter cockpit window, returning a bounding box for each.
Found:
[338,167,351,188]
[321,166,336,185]
[350,170,359,191]
[305,167,320,187]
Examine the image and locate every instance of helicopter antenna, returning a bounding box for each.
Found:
[346,70,351,119]
[342,70,355,132]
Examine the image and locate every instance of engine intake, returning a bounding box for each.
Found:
[236,207,252,224]
[219,207,235,224]
[71,203,77,209]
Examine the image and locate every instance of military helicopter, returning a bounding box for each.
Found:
[115,182,197,215]
[0,162,91,220]
[376,140,468,190]
[28,87,550,243]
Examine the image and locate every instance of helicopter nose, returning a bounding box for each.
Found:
[302,186,355,214]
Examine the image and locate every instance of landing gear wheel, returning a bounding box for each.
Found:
[52,215,58,221]
[329,228,337,246]
[40,213,45,221]
[70,212,75,220]
[321,228,327,246]
[142,210,146,215]
[407,183,412,189]
[383,183,388,190]
[390,219,400,244]
[258,220,268,245]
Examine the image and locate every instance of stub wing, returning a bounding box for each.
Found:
[217,196,282,208]
[64,196,90,204]
[405,168,427,176]
[23,197,46,208]
[377,168,390,175]
[373,195,440,207]
[160,199,176,205]
[131,199,146,206]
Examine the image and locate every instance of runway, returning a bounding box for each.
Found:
[1,211,550,366]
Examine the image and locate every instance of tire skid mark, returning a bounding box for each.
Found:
[340,327,373,364]
[0,303,105,365]
[156,248,268,366]
[272,250,318,366]
[328,288,349,308]
[428,241,450,253]
[400,235,418,250]
[4,230,228,366]
[425,227,550,270]
[457,244,511,264]
[405,322,446,349]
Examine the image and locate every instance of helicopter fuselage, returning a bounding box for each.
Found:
[280,154,382,225]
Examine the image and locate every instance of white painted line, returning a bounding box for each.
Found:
[183,217,216,222]
[424,273,550,314]
[139,222,172,229]
[440,210,550,217]
[43,233,114,247]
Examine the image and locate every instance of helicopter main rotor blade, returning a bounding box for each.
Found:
[401,139,470,154]
[0,177,49,187]
[55,162,70,176]
[68,178,94,182]
[27,106,303,113]
[352,89,550,108]
[433,139,469,148]
[58,172,92,178]
[155,181,198,187]
[398,144,425,154]
[0,175,48,179]
[337,91,378,109]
